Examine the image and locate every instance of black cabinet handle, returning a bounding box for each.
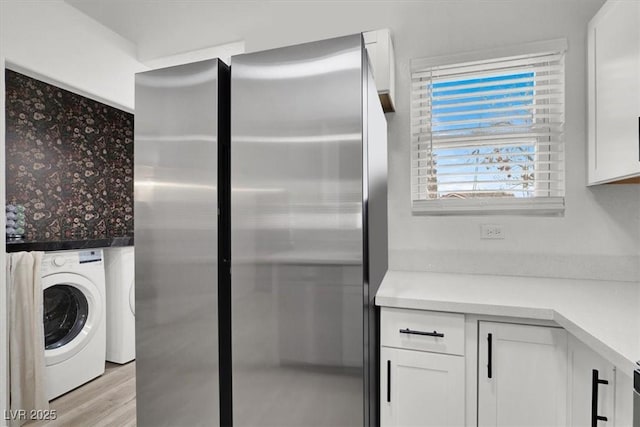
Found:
[487,333,493,379]
[387,360,391,403]
[399,328,444,338]
[591,369,609,427]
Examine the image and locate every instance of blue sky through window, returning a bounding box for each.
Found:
[426,71,537,198]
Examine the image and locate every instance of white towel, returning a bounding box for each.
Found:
[7,252,48,426]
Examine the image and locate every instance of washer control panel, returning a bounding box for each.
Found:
[79,250,102,264]
[42,249,104,274]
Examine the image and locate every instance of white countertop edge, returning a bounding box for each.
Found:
[375,296,556,321]
[551,311,637,377]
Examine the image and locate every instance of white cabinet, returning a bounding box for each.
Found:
[363,29,396,113]
[568,335,615,427]
[568,335,634,427]
[379,308,632,427]
[380,308,465,427]
[381,347,465,427]
[477,322,568,427]
[587,0,640,184]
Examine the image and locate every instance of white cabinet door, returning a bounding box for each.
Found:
[568,336,615,427]
[478,322,568,427]
[588,0,640,184]
[381,346,464,427]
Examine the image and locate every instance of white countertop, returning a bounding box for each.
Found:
[376,270,640,375]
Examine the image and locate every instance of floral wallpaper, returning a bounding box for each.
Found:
[5,69,134,242]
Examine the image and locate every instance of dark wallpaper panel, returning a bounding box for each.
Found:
[5,70,134,242]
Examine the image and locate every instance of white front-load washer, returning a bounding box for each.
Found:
[42,249,106,401]
[104,246,135,364]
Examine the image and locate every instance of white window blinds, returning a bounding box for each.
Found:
[411,41,566,214]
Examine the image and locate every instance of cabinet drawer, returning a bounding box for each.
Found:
[381,307,464,356]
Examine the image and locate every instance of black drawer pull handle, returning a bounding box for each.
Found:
[399,328,444,338]
[591,369,609,427]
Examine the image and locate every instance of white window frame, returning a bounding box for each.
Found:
[410,39,567,216]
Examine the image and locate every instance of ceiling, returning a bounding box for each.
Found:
[66,0,607,67]
[64,0,396,61]
[64,0,256,60]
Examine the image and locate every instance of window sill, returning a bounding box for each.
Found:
[411,197,565,216]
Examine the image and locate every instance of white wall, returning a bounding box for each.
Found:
[1,1,146,110]
[377,0,639,282]
[99,0,639,282]
[0,1,146,423]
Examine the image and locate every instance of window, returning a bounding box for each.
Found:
[411,40,566,214]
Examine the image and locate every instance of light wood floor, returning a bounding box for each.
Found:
[29,362,136,427]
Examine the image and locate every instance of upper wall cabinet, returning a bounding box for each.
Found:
[587,0,640,185]
[364,29,396,113]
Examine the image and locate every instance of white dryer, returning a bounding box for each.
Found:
[104,246,135,364]
[42,249,106,401]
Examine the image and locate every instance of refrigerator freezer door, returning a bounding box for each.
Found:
[135,59,227,427]
[231,35,365,426]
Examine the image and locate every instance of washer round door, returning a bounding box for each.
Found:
[128,278,135,316]
[42,272,103,366]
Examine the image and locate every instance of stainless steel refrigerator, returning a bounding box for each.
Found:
[231,34,388,427]
[134,59,231,427]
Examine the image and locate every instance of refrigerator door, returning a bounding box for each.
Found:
[231,35,366,426]
[135,59,228,427]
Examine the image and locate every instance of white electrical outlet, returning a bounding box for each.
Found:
[480,224,504,240]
